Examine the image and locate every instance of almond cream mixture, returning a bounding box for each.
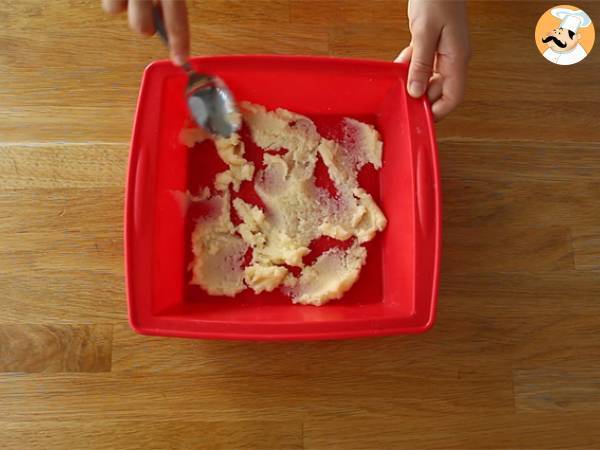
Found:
[183,102,387,305]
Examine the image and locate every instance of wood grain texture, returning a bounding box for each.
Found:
[110,323,515,375]
[1,0,600,448]
[0,421,302,450]
[0,325,112,373]
[0,144,128,189]
[443,224,574,272]
[0,371,515,421]
[515,368,600,412]
[303,413,600,450]
[572,226,600,270]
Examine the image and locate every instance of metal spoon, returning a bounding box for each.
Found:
[153,6,240,138]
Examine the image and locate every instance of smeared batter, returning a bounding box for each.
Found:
[289,243,367,306]
[190,191,248,297]
[184,102,387,305]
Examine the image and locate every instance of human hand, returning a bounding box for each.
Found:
[396,0,471,121]
[102,0,190,65]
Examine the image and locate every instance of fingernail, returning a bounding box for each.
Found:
[408,81,425,97]
[395,49,409,63]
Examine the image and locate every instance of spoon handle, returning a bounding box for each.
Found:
[152,6,169,46]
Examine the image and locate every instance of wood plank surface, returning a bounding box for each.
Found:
[0,324,112,373]
[1,0,599,449]
[302,413,600,450]
[0,421,302,450]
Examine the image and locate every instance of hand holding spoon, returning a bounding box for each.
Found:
[153,6,240,138]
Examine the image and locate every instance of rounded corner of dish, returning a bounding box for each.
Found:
[142,59,174,77]
[127,309,148,336]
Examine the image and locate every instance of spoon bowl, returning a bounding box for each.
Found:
[153,7,240,138]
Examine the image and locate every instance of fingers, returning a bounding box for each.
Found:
[128,0,155,35]
[395,43,466,120]
[396,46,442,106]
[430,35,470,121]
[161,0,190,65]
[102,0,191,66]
[406,27,438,98]
[430,59,468,121]
[102,0,127,14]
[427,73,444,105]
[431,77,465,121]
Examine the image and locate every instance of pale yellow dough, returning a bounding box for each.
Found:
[290,244,367,306]
[171,187,210,216]
[179,127,209,148]
[186,103,387,305]
[213,134,255,192]
[245,264,289,294]
[190,192,248,297]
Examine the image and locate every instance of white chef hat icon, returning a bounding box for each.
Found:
[551,7,592,33]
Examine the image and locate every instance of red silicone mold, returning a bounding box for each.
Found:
[125,55,441,341]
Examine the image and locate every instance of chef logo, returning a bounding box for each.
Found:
[535,5,595,65]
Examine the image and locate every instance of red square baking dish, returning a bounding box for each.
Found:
[125,55,441,341]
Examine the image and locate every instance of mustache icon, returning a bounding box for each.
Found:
[542,35,567,48]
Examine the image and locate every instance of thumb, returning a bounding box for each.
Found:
[407,33,437,97]
[395,46,413,63]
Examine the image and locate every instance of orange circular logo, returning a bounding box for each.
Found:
[535,5,595,65]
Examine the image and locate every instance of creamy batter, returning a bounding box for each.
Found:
[183,103,387,305]
[189,191,248,297]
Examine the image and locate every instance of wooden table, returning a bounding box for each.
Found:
[1,1,600,448]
